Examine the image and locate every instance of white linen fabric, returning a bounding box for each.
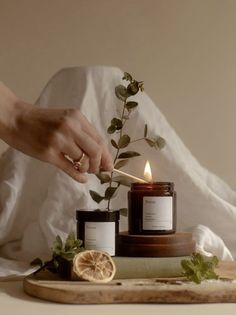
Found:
[0,66,235,278]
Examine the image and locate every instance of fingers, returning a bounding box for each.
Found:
[70,151,90,174]
[53,153,88,183]
[75,131,102,173]
[38,108,113,179]
[100,146,114,171]
[78,113,113,171]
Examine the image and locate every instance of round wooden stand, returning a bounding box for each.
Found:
[117,231,195,257]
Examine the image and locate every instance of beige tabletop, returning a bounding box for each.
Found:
[1,280,236,315]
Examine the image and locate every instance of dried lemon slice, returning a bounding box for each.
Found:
[73,250,116,283]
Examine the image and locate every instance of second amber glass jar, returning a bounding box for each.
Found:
[128,182,176,235]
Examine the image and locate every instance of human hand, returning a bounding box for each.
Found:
[0,86,113,183]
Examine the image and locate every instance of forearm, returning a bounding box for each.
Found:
[0,82,19,142]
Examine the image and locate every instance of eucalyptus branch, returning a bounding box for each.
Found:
[107,100,128,211]
[130,137,146,144]
[89,72,166,213]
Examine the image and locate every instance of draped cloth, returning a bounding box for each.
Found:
[0,66,235,279]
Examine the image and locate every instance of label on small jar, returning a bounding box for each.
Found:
[84,222,115,256]
[143,196,173,230]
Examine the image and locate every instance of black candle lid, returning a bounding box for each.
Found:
[76,209,120,221]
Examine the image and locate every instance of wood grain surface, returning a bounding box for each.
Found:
[23,261,236,304]
[117,232,195,257]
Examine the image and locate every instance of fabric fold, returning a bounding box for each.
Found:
[0,66,235,278]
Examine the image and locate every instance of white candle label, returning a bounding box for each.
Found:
[84,222,115,256]
[142,196,173,230]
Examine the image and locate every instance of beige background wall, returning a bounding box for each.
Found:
[0,0,236,187]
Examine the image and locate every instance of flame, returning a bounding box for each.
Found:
[144,160,153,182]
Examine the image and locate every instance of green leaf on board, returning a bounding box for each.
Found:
[64,232,76,251]
[52,235,63,255]
[118,134,130,148]
[114,159,129,169]
[89,190,104,204]
[181,253,219,284]
[64,232,83,254]
[118,151,141,159]
[31,232,83,276]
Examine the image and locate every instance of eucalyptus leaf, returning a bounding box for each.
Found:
[96,173,111,184]
[127,81,139,95]
[89,190,104,203]
[146,136,166,150]
[122,72,133,82]
[114,159,129,169]
[118,151,140,159]
[125,101,138,110]
[111,139,119,149]
[119,208,128,216]
[144,124,148,137]
[118,135,130,148]
[155,136,166,149]
[113,175,132,187]
[115,85,131,101]
[145,138,156,148]
[104,186,118,200]
[138,81,144,91]
[107,125,116,134]
[111,117,123,130]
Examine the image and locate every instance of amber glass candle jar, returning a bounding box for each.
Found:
[76,210,120,256]
[128,182,176,235]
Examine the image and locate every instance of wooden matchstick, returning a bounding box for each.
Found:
[113,168,147,183]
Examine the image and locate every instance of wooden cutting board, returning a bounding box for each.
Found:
[23,261,236,304]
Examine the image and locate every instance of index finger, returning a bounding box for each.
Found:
[79,113,113,170]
